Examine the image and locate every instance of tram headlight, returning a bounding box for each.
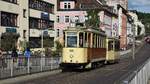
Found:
[70,54,74,58]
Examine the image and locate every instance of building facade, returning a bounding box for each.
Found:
[56,0,118,39]
[106,0,128,9]
[0,0,56,51]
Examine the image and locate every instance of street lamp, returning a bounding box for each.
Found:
[41,29,44,57]
[132,23,136,60]
[128,16,135,60]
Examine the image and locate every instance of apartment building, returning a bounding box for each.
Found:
[0,0,56,50]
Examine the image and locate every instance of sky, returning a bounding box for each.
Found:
[128,0,150,13]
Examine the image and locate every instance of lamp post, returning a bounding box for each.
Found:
[132,23,135,60]
[41,29,44,56]
[40,29,44,71]
[128,16,135,60]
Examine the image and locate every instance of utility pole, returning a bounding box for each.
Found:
[41,29,44,71]
[41,29,44,56]
[132,23,135,60]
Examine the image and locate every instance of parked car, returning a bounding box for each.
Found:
[145,36,150,43]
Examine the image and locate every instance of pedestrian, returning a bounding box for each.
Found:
[24,47,31,66]
[11,48,18,61]
[11,48,18,69]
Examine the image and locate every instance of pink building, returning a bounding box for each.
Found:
[56,0,119,39]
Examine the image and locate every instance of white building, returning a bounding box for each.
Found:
[128,11,145,36]
[127,11,145,46]
[0,0,57,50]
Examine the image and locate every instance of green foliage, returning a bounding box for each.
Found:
[53,40,63,56]
[86,9,100,28]
[1,33,20,51]
[19,40,29,51]
[45,47,51,57]
[55,40,63,52]
[43,37,54,47]
[137,11,150,34]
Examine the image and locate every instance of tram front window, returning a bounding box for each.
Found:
[67,36,77,47]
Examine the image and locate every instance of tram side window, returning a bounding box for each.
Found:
[67,36,77,47]
[84,33,87,47]
[108,41,113,51]
[115,41,120,51]
[103,38,106,48]
[79,33,83,47]
[63,32,65,47]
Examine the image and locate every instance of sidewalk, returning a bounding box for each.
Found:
[0,70,61,84]
[120,49,132,56]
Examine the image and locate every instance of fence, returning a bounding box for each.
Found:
[121,58,150,84]
[0,56,61,79]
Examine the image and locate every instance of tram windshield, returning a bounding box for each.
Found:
[67,36,77,47]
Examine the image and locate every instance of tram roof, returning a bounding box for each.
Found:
[64,27,106,36]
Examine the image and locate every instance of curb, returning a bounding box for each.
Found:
[0,69,62,84]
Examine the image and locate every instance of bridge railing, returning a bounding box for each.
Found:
[0,56,61,79]
[121,58,150,84]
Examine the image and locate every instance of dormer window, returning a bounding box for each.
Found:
[64,2,71,9]
[64,3,67,9]
[60,1,75,10]
[68,3,71,9]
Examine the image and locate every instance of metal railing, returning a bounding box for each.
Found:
[0,56,61,79]
[121,58,150,84]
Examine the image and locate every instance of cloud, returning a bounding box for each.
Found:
[128,0,150,13]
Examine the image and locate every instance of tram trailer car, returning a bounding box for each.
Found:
[106,38,120,64]
[60,27,107,69]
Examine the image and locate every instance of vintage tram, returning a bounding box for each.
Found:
[60,26,120,70]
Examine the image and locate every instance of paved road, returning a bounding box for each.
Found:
[12,43,150,84]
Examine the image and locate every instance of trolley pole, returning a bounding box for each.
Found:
[132,23,135,60]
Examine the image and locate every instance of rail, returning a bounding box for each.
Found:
[121,57,150,84]
[0,56,61,79]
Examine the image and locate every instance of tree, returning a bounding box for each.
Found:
[137,11,150,34]
[86,9,100,28]
[1,33,20,51]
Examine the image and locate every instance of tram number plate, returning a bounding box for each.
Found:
[69,49,74,52]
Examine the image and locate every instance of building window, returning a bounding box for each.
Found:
[23,30,26,38]
[2,0,17,4]
[29,0,54,13]
[65,16,69,23]
[64,3,67,9]
[57,29,59,37]
[23,9,26,18]
[64,2,71,9]
[29,17,54,29]
[1,11,18,27]
[68,3,71,9]
[75,16,79,23]
[57,16,60,23]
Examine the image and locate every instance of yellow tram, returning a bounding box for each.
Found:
[60,26,120,70]
[106,38,120,63]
